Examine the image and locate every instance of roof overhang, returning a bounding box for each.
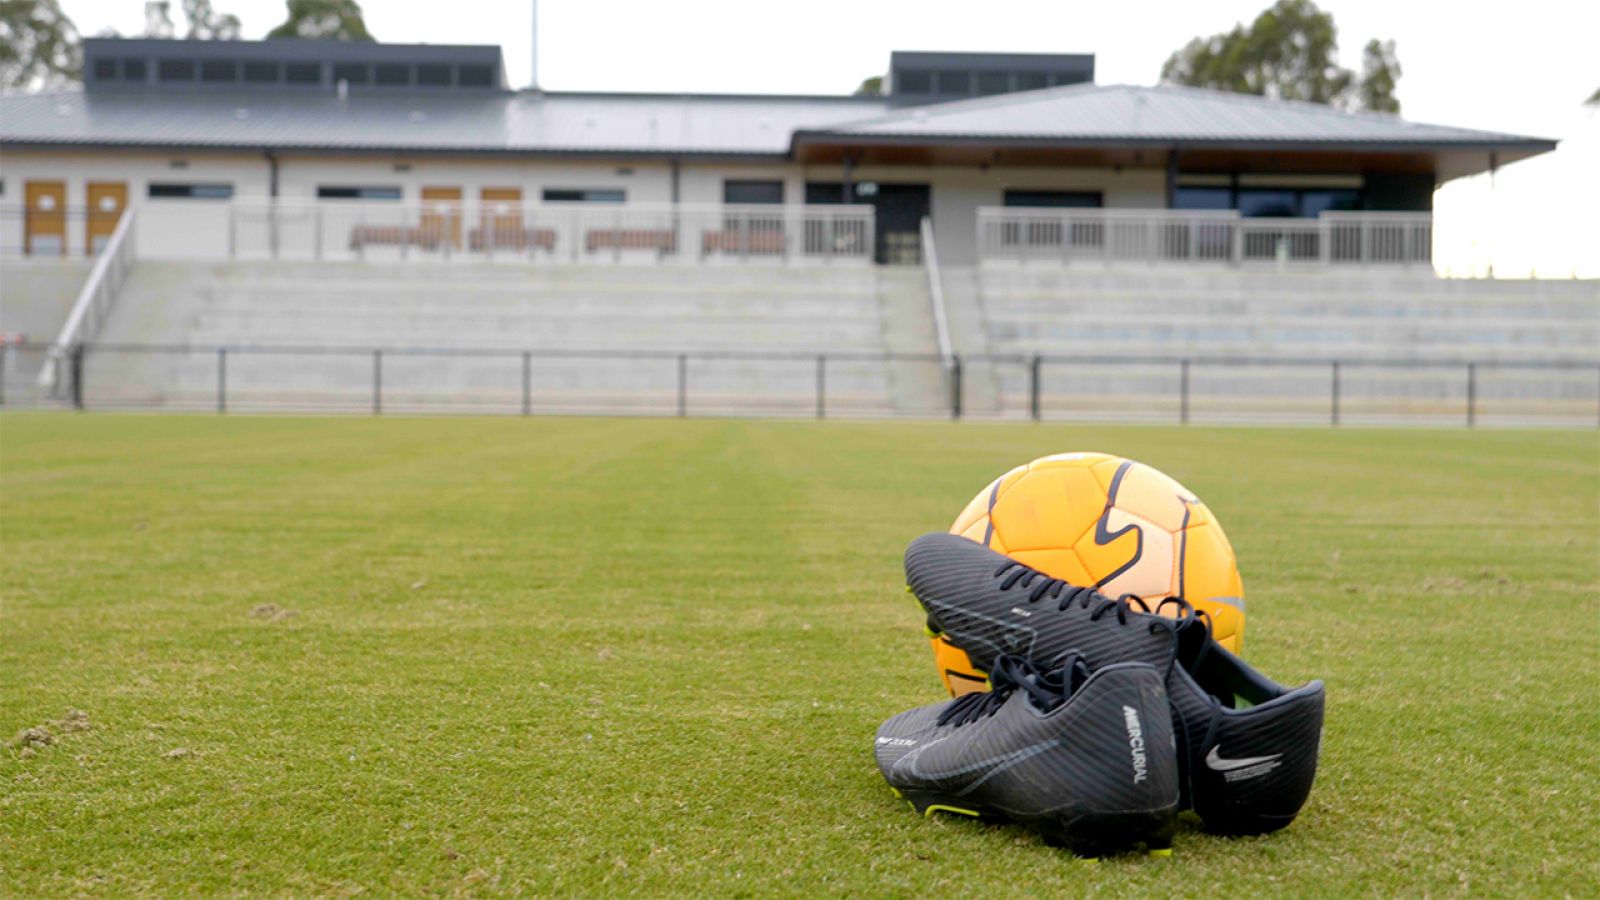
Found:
[790,132,1556,181]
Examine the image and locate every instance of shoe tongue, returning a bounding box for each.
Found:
[1174,616,1213,670]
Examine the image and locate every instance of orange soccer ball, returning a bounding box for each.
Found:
[932,452,1245,696]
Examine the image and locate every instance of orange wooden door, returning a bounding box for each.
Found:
[420,187,463,248]
[85,182,129,255]
[24,180,67,256]
[480,187,522,248]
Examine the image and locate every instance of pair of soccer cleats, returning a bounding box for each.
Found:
[874,533,1326,858]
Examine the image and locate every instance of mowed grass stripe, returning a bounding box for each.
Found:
[2,415,1596,895]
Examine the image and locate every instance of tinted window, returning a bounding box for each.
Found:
[458,65,493,87]
[1238,189,1299,218]
[201,60,237,82]
[417,64,451,86]
[1017,71,1048,91]
[332,63,368,85]
[1301,189,1362,217]
[123,58,147,80]
[1174,187,1232,210]
[374,63,409,86]
[541,189,625,203]
[158,59,195,81]
[243,61,278,83]
[935,70,969,94]
[1003,190,1102,208]
[723,181,784,205]
[285,62,320,84]
[896,70,931,94]
[804,182,847,204]
[148,183,234,199]
[318,186,403,200]
[976,71,1009,95]
[1053,71,1089,86]
[93,58,118,81]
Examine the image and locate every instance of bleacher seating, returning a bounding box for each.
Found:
[78,261,914,414]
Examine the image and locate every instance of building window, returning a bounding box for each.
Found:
[201,60,237,82]
[1053,71,1088,86]
[243,61,278,83]
[285,62,320,85]
[976,71,1010,95]
[417,64,451,86]
[542,189,625,203]
[148,183,234,200]
[318,186,403,200]
[934,70,969,94]
[896,70,931,94]
[158,59,195,82]
[723,181,784,205]
[375,63,409,86]
[332,63,369,85]
[1003,190,1102,208]
[458,65,494,87]
[1017,71,1048,91]
[123,58,147,80]
[93,58,118,81]
[1173,187,1232,210]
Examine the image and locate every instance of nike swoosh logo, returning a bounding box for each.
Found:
[1205,745,1283,771]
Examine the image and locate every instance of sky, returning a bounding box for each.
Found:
[55,0,1600,275]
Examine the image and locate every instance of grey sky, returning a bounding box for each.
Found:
[64,0,1598,139]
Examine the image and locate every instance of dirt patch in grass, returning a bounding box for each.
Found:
[250,604,295,621]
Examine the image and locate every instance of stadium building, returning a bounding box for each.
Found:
[0,38,1595,423]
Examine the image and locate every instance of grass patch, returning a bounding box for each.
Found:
[2,414,1597,895]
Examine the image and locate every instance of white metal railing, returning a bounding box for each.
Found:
[37,207,138,391]
[224,200,875,265]
[920,216,954,370]
[0,206,128,257]
[977,208,1434,267]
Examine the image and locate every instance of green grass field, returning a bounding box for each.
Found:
[2,414,1597,896]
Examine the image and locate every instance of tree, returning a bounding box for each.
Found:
[143,1,175,38]
[1160,0,1400,113]
[1357,39,1401,114]
[854,75,883,97]
[1588,86,1599,105]
[0,0,81,89]
[183,0,240,40]
[267,0,373,41]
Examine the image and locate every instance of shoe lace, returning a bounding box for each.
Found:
[935,653,1088,727]
[993,560,1159,628]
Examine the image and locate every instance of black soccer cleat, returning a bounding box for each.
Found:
[875,653,1180,858]
[905,531,1325,836]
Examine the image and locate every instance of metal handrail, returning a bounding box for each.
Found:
[37,208,137,390]
[920,216,954,370]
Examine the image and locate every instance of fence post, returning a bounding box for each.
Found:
[1465,362,1476,428]
[521,351,532,416]
[70,344,85,410]
[373,349,382,416]
[815,355,826,420]
[217,347,227,414]
[1029,354,1042,421]
[677,353,687,418]
[1330,360,1340,427]
[228,205,237,259]
[950,356,963,420]
[1179,359,1191,425]
[314,205,324,262]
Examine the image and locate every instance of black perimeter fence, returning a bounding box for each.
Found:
[3,342,1598,428]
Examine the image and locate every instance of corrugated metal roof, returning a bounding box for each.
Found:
[0,82,1552,157]
[802,83,1553,148]
[0,88,888,156]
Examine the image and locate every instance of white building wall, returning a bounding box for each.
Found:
[2,148,1167,263]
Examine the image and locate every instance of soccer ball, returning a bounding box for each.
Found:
[931,452,1245,696]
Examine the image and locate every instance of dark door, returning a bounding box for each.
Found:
[867,183,931,264]
[806,181,932,264]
